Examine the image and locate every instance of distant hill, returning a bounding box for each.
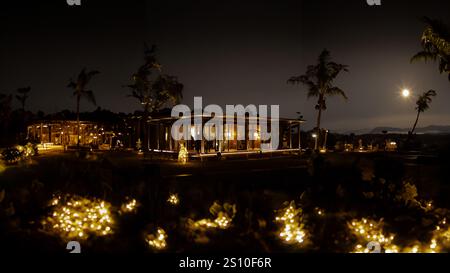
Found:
[340,125,450,135]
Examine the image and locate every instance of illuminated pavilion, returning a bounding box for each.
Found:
[27,120,115,149]
[144,115,305,156]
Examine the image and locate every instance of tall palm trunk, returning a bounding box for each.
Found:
[315,108,322,151]
[411,110,421,134]
[315,94,324,151]
[143,109,150,152]
[76,95,80,147]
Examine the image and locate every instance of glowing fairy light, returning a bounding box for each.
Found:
[214,213,231,228]
[50,195,61,206]
[167,194,180,206]
[188,202,236,230]
[146,228,168,250]
[348,218,397,253]
[23,143,36,157]
[372,215,449,253]
[423,217,450,253]
[120,198,138,213]
[178,144,188,164]
[189,211,235,230]
[315,207,325,216]
[275,201,306,245]
[42,194,114,240]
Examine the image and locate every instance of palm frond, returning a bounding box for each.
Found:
[82,90,97,106]
[86,70,100,82]
[67,80,77,89]
[287,76,302,84]
[411,51,437,63]
[327,87,348,100]
[416,89,437,112]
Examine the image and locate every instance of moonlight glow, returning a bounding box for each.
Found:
[402,89,411,98]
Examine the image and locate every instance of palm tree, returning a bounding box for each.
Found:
[411,17,450,81]
[67,68,100,146]
[127,44,183,151]
[15,87,31,111]
[288,49,348,150]
[411,90,437,134]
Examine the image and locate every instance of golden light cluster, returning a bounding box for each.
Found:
[348,217,448,253]
[189,211,234,230]
[275,201,306,245]
[188,202,236,230]
[421,217,450,253]
[42,195,114,240]
[120,198,138,214]
[348,218,397,253]
[145,228,168,250]
[401,241,439,253]
[167,193,180,206]
[178,144,188,164]
[378,217,450,253]
[15,143,36,158]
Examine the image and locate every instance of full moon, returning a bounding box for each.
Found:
[402,89,410,98]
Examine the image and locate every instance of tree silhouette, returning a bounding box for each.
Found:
[411,90,437,134]
[67,68,100,146]
[126,44,183,151]
[411,17,450,81]
[15,87,31,111]
[288,49,348,150]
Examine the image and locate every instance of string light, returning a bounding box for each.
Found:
[178,144,188,164]
[167,194,180,206]
[348,218,397,253]
[145,228,168,250]
[42,194,114,240]
[120,198,138,213]
[188,202,236,230]
[275,201,306,245]
[315,207,325,216]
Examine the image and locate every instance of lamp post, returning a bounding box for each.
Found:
[312,133,318,150]
[323,129,329,151]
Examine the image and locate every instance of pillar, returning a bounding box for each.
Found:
[298,123,302,151]
[289,122,292,149]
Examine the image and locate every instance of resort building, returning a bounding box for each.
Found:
[143,114,304,156]
[26,114,305,155]
[27,120,115,149]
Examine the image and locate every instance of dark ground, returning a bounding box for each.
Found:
[1,149,450,253]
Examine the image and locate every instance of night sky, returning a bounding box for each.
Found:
[1,0,449,131]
